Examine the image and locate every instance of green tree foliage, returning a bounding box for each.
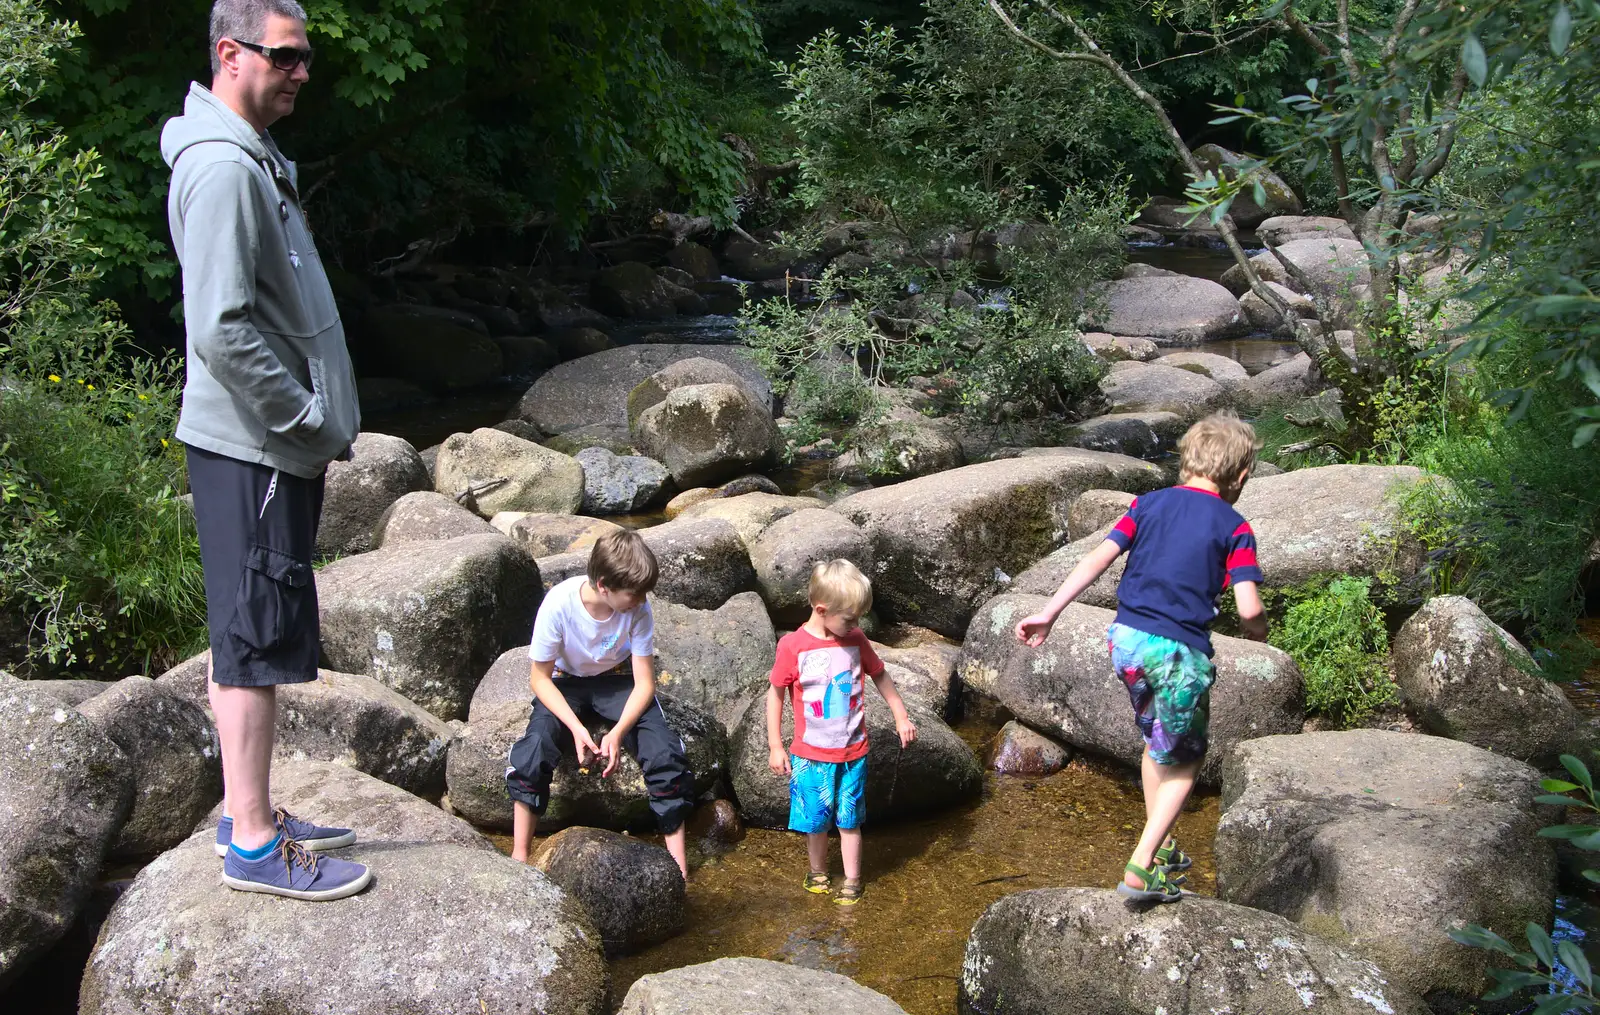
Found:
[1,0,204,674]
[45,0,763,296]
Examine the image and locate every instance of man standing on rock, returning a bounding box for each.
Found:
[161,0,370,900]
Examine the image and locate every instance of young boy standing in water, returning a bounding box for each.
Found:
[1014,411,1269,902]
[767,560,918,906]
[505,529,695,878]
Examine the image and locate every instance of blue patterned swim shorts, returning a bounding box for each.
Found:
[788,755,868,833]
[1108,622,1216,766]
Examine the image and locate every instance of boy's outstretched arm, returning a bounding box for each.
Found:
[765,684,790,775]
[596,655,658,777]
[870,670,918,747]
[1233,580,1269,641]
[1014,538,1125,646]
[529,659,603,764]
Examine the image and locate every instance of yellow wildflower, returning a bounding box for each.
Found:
[86,384,95,391]
[138,394,148,401]
[160,439,170,448]
[76,378,85,384]
[48,374,60,382]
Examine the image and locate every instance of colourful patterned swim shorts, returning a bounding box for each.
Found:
[1107,622,1216,766]
[788,755,868,833]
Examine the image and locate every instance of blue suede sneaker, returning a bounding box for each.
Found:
[222,835,373,901]
[213,808,358,858]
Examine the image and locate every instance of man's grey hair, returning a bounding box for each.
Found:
[209,0,307,74]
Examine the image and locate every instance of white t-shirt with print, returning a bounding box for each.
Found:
[528,576,655,675]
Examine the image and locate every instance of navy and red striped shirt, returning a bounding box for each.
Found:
[1105,485,1264,656]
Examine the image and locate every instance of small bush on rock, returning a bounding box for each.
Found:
[1269,576,1396,728]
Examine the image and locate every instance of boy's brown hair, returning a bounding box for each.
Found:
[587,529,660,593]
[1178,411,1261,492]
[808,559,873,616]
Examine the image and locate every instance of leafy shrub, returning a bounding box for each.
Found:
[1269,576,1397,728]
[1,0,204,674]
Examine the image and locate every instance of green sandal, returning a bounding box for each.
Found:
[803,871,831,895]
[1116,862,1183,903]
[1154,837,1192,872]
[833,878,864,906]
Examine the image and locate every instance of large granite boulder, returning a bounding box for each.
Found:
[875,637,962,716]
[1154,351,1250,391]
[518,345,772,436]
[316,432,431,556]
[543,421,639,457]
[1089,276,1247,344]
[533,826,686,955]
[469,645,535,721]
[1236,351,1321,409]
[1257,215,1356,246]
[536,517,756,610]
[363,304,505,392]
[1011,525,1125,608]
[628,357,759,428]
[1193,143,1303,227]
[632,383,780,488]
[1232,465,1429,589]
[960,597,1305,784]
[157,655,456,798]
[730,694,981,828]
[1222,238,1372,311]
[434,428,585,517]
[592,261,699,320]
[0,682,132,988]
[502,513,624,556]
[1100,362,1229,417]
[1240,280,1316,334]
[446,694,728,832]
[1391,596,1591,767]
[196,759,492,851]
[1067,489,1136,540]
[1216,730,1556,1005]
[13,679,108,706]
[654,592,778,729]
[371,489,499,547]
[576,447,670,515]
[675,491,824,546]
[750,508,875,621]
[831,452,1163,637]
[1080,332,1159,362]
[619,957,908,1015]
[317,533,543,721]
[76,677,220,859]
[960,887,1429,1015]
[79,837,607,1015]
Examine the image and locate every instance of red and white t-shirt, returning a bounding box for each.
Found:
[769,627,884,763]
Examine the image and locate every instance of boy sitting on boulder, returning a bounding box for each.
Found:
[766,559,918,906]
[505,529,695,878]
[1014,411,1268,902]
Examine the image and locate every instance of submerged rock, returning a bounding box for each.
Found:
[986,720,1069,775]
[533,826,686,955]
[960,887,1429,1015]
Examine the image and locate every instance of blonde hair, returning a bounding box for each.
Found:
[808,559,873,616]
[587,529,659,593]
[1178,411,1261,491]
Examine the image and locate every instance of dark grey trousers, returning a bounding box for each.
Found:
[187,446,323,687]
[505,673,695,833]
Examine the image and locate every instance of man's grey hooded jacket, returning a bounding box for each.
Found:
[160,82,358,478]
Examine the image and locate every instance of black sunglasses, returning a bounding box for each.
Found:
[233,39,314,72]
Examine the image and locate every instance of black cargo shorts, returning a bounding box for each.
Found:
[187,446,323,687]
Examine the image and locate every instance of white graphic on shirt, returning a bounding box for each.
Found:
[796,644,865,751]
